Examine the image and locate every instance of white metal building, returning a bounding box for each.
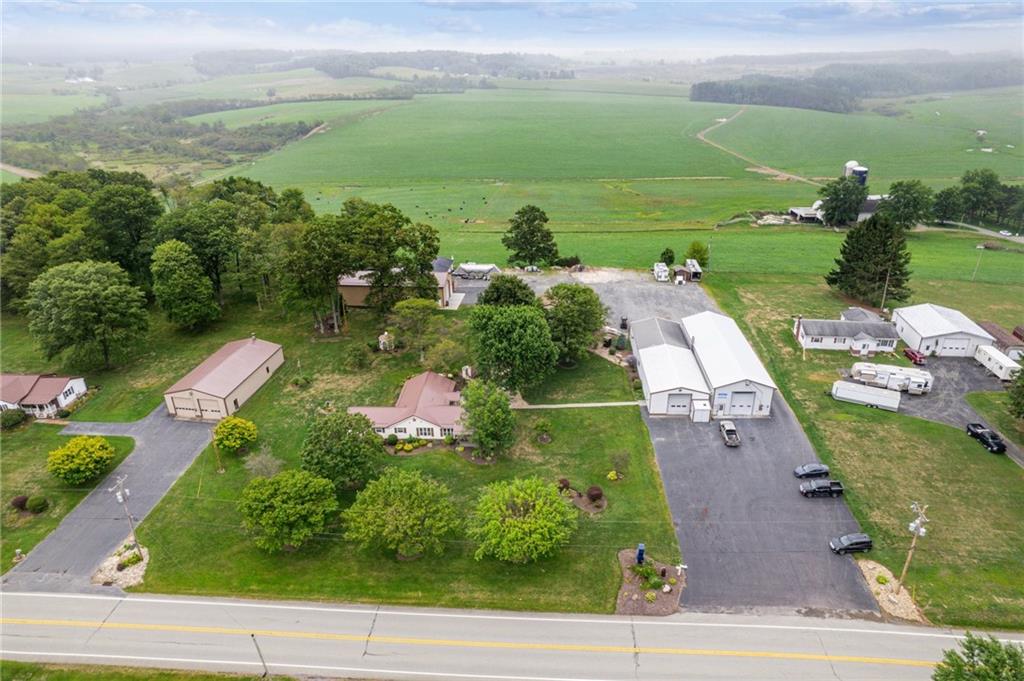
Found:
[892,304,994,357]
[681,311,777,418]
[629,318,710,419]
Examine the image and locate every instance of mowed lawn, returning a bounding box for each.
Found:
[521,352,634,404]
[1,424,134,568]
[0,661,292,681]
[967,392,1024,449]
[136,304,678,613]
[705,272,1024,629]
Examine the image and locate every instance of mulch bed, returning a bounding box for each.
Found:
[568,489,607,515]
[614,549,683,616]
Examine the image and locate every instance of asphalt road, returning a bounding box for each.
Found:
[2,406,211,593]
[7,591,1020,681]
[645,402,877,615]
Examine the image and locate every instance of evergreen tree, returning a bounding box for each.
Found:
[825,214,911,308]
[502,205,559,266]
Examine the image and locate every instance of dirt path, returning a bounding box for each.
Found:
[695,108,821,187]
[302,122,329,140]
[0,162,42,179]
[913,221,1024,245]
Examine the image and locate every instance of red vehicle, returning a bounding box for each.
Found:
[904,348,927,366]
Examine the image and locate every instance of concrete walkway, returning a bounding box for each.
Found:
[3,405,211,593]
[513,400,643,410]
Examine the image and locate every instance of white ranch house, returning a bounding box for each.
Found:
[348,371,465,440]
[793,317,899,355]
[0,374,87,418]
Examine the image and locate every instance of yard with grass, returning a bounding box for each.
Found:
[966,392,1024,448]
[705,272,1024,629]
[0,661,292,681]
[521,352,634,404]
[1,424,133,569]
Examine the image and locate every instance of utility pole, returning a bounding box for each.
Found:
[251,634,271,679]
[878,265,892,315]
[895,502,928,596]
[108,475,143,561]
[971,246,984,282]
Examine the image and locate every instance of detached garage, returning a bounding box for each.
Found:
[681,311,777,418]
[164,337,284,421]
[892,303,994,357]
[630,318,710,418]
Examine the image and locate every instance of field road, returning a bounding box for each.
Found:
[0,162,42,179]
[4,592,1023,680]
[695,109,822,187]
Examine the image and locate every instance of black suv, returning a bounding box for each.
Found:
[799,479,845,498]
[829,533,872,555]
[966,423,1007,453]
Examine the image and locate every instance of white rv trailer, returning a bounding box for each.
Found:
[850,362,933,395]
[974,345,1022,381]
[652,262,670,282]
[831,380,901,412]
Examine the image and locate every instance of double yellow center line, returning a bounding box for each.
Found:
[1,617,935,668]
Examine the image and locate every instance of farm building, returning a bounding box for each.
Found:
[348,371,464,440]
[629,318,711,420]
[338,269,455,308]
[788,196,887,224]
[793,316,899,355]
[892,303,994,357]
[453,262,500,279]
[978,321,1024,361]
[0,374,87,418]
[163,337,284,421]
[681,311,776,418]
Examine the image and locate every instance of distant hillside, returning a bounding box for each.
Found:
[690,58,1023,112]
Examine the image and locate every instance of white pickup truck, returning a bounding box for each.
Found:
[719,421,740,447]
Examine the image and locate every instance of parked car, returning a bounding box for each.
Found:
[719,420,740,447]
[800,479,845,498]
[829,533,873,555]
[966,423,1007,453]
[903,348,927,366]
[999,230,1012,236]
[793,462,830,479]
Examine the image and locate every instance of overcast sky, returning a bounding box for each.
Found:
[3,1,1022,61]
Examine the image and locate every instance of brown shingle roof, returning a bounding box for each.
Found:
[979,321,1024,350]
[348,371,462,429]
[0,374,78,406]
[164,338,282,399]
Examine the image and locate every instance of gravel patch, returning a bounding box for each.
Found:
[857,559,927,624]
[92,542,149,589]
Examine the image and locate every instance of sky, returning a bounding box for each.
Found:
[2,1,1022,62]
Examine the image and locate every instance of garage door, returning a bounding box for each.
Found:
[728,391,756,416]
[198,398,224,419]
[171,396,197,416]
[667,393,691,413]
[938,337,971,356]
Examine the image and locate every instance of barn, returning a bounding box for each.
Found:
[629,318,710,419]
[163,337,284,421]
[892,303,994,357]
[681,311,776,418]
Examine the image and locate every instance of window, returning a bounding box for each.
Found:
[374,427,385,434]
[266,366,270,374]
[811,337,823,343]
[440,427,454,437]
[416,427,434,438]
[394,427,406,434]
[233,398,239,409]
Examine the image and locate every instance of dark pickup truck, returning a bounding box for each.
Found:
[799,479,845,498]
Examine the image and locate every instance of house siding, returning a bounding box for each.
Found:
[165,348,284,421]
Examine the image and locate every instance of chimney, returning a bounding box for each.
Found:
[250,333,256,343]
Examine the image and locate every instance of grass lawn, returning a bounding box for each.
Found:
[0,424,134,569]
[521,352,634,404]
[966,392,1024,448]
[0,93,106,124]
[0,661,293,681]
[705,272,1024,629]
[136,306,677,613]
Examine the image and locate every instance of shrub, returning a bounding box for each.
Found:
[533,417,553,438]
[645,591,657,603]
[586,485,604,502]
[614,335,627,351]
[243,448,284,478]
[554,254,581,268]
[10,495,29,511]
[56,408,71,419]
[1,408,27,430]
[239,470,339,553]
[343,468,459,559]
[214,416,258,454]
[649,578,665,590]
[46,435,115,485]
[608,347,617,356]
[669,577,678,586]
[876,574,889,585]
[462,380,517,457]
[26,496,49,513]
[631,563,658,581]
[290,375,311,388]
[607,470,620,481]
[443,434,455,446]
[385,433,399,446]
[117,551,143,571]
[468,477,578,563]
[557,478,571,492]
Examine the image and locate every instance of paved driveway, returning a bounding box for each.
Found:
[899,357,1023,466]
[3,405,211,592]
[645,403,877,615]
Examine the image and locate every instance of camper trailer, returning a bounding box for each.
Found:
[683,259,703,282]
[974,345,1022,381]
[652,262,670,282]
[831,380,901,412]
[850,362,933,395]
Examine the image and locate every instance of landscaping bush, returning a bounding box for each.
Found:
[533,417,553,439]
[46,435,115,485]
[614,335,627,351]
[468,477,578,563]
[290,375,311,388]
[876,574,889,585]
[608,347,616,356]
[117,551,143,571]
[56,408,71,419]
[10,495,29,511]
[555,254,581,268]
[586,485,604,502]
[443,434,455,446]
[26,496,49,514]
[557,478,571,492]
[214,416,258,454]
[1,408,27,430]
[645,591,657,603]
[607,470,620,481]
[243,448,284,478]
[385,433,399,446]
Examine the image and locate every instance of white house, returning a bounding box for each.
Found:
[629,318,710,419]
[0,374,87,418]
[892,304,994,357]
[793,317,899,355]
[681,311,777,418]
[348,371,465,440]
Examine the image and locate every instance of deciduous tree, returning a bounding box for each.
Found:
[342,468,459,559]
[47,436,115,485]
[932,632,1024,681]
[825,214,912,308]
[933,187,965,224]
[86,183,163,286]
[151,240,220,330]
[461,380,517,457]
[543,283,606,365]
[818,176,869,226]
[879,179,933,230]
[468,304,557,392]
[1008,371,1024,420]
[468,477,577,563]
[390,298,440,359]
[300,412,385,493]
[239,470,338,553]
[502,205,559,266]
[477,274,536,307]
[26,260,148,368]
[156,199,239,300]
[684,241,710,268]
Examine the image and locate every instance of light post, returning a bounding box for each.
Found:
[895,502,928,596]
[108,475,143,561]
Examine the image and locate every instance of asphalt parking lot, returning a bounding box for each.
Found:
[644,402,878,615]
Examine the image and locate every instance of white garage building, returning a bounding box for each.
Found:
[164,337,284,421]
[892,303,994,357]
[681,311,777,418]
[629,318,711,420]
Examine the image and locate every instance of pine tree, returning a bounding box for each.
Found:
[825,214,911,308]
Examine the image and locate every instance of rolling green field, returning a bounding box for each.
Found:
[1,169,23,183]
[186,99,405,129]
[1,93,105,124]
